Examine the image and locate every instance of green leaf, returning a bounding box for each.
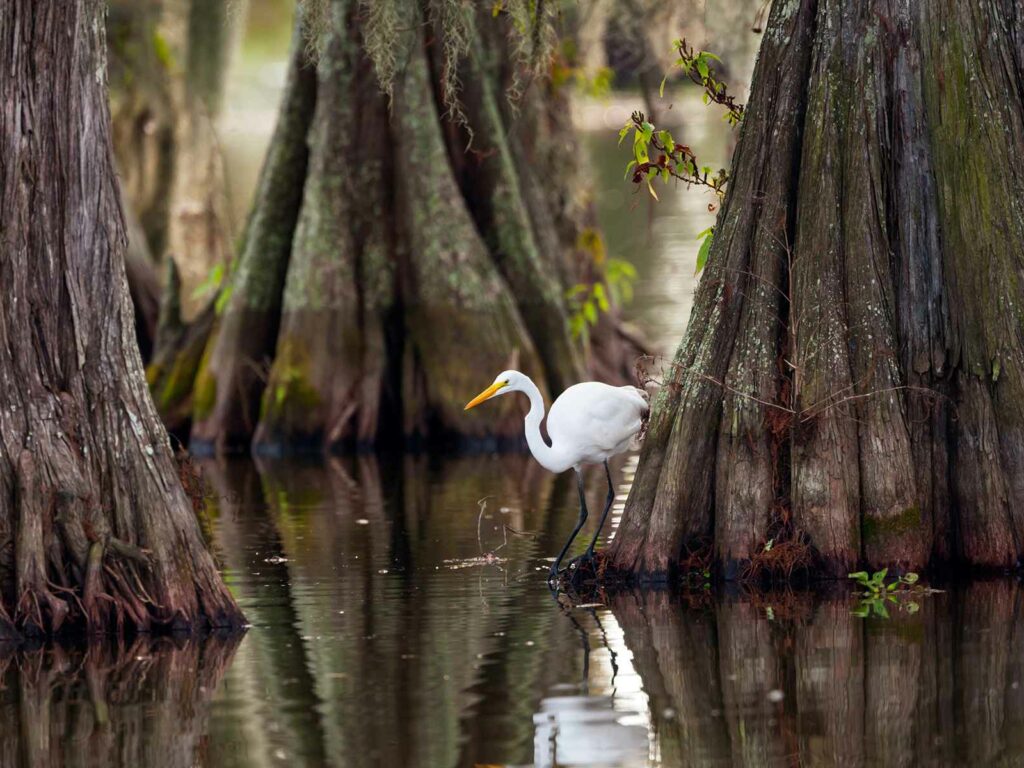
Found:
[593,282,609,311]
[696,58,709,80]
[618,124,631,145]
[849,571,869,582]
[633,129,649,163]
[702,52,722,62]
[570,313,585,339]
[583,300,598,325]
[659,74,668,98]
[646,179,659,201]
[657,129,674,151]
[903,572,920,585]
[192,262,225,300]
[624,159,638,180]
[695,230,713,274]
[616,260,637,278]
[214,283,233,315]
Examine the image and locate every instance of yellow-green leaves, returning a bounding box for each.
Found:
[695,227,714,275]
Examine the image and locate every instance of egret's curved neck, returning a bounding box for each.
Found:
[520,377,563,473]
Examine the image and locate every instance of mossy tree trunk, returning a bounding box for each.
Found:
[0,0,244,639]
[608,0,1024,581]
[180,0,640,455]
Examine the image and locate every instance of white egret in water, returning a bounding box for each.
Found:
[465,371,649,582]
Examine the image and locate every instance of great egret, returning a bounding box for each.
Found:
[464,370,649,582]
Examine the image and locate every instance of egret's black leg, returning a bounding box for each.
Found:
[584,460,615,557]
[549,469,588,582]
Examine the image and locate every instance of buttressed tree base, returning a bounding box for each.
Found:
[608,0,1024,581]
[0,0,244,639]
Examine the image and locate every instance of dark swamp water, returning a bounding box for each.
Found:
[5,456,1024,767]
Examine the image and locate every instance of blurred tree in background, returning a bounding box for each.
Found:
[144,0,644,455]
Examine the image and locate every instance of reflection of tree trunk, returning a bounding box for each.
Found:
[609,586,1024,765]
[865,612,920,767]
[610,0,1024,581]
[0,636,240,766]
[955,581,1014,765]
[716,599,787,766]
[795,599,864,765]
[611,591,731,767]
[0,0,243,639]
[200,459,330,766]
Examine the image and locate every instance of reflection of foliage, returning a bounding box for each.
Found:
[849,569,922,618]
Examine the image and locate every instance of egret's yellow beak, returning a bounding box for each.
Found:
[464,381,507,410]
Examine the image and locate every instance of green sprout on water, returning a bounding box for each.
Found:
[849,569,921,619]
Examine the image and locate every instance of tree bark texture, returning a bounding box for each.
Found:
[0,0,244,638]
[608,0,1024,580]
[185,0,642,456]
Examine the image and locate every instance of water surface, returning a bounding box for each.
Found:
[5,457,1024,767]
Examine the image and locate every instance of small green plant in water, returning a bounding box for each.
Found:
[848,569,921,618]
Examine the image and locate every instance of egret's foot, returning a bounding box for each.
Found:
[565,550,597,576]
[548,565,562,587]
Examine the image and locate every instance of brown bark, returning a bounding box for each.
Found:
[608,0,1024,581]
[0,0,244,637]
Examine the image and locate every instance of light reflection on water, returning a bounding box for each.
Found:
[4,457,1024,766]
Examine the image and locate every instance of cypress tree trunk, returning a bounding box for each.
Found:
[164,0,237,306]
[0,0,244,638]
[187,0,641,455]
[608,0,1024,580]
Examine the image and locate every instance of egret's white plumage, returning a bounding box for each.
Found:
[465,370,649,581]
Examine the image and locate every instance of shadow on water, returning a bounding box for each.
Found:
[8,457,1024,767]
